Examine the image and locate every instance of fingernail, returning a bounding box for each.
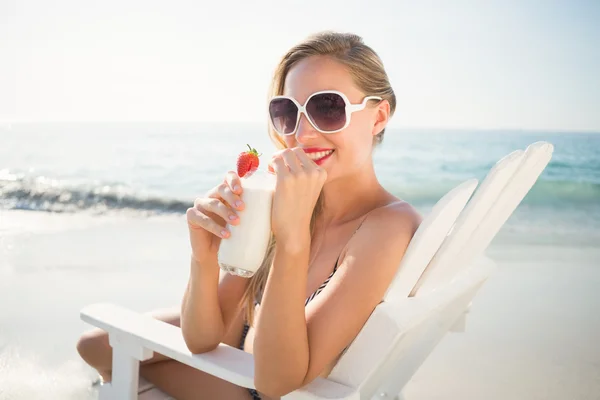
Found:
[221,230,229,237]
[233,185,241,192]
[229,214,237,220]
[235,200,243,208]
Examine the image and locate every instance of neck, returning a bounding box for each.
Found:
[319,156,384,226]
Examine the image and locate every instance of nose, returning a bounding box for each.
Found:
[294,112,319,143]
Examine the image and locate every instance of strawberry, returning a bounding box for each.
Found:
[237,144,261,177]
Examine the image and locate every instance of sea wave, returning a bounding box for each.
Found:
[0,343,96,400]
[1,172,598,215]
[0,174,189,214]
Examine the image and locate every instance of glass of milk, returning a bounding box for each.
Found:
[217,170,276,278]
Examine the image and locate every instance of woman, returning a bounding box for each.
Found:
[77,31,422,400]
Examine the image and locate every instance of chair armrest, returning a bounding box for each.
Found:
[80,303,359,400]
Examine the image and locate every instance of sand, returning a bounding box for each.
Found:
[0,209,599,399]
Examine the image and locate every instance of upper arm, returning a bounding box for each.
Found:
[301,202,422,384]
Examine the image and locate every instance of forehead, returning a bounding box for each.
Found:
[283,56,363,103]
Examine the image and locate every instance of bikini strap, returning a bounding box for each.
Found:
[332,212,372,273]
[332,256,339,273]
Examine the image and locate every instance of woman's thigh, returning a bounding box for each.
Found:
[141,360,254,400]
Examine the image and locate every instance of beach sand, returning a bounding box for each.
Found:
[1,209,599,399]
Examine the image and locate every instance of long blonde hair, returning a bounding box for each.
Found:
[241,31,397,324]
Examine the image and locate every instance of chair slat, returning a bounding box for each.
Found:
[383,179,478,303]
[416,142,553,295]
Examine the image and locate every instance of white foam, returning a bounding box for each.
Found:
[0,344,96,400]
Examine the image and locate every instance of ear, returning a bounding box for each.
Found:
[372,100,391,137]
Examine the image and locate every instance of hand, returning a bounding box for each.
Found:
[269,148,327,249]
[186,171,245,265]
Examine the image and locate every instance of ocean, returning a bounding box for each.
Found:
[2,122,600,244]
[1,122,599,399]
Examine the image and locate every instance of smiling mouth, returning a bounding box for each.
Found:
[306,150,334,161]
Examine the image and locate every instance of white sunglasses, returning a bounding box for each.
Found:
[268,90,382,136]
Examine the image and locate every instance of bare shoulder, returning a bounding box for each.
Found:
[363,200,423,240]
[339,199,423,274]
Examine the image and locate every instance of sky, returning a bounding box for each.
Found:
[1,0,599,131]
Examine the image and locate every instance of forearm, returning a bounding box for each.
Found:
[180,256,224,353]
[253,235,311,396]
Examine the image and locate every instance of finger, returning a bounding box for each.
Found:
[293,149,327,182]
[217,182,244,211]
[291,147,316,169]
[196,197,239,226]
[280,149,303,173]
[270,157,288,178]
[186,207,230,238]
[224,170,243,195]
[269,148,288,169]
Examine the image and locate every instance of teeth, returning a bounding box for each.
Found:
[306,150,333,160]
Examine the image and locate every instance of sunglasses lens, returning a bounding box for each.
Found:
[306,92,347,132]
[269,98,298,135]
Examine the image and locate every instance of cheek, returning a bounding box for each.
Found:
[283,136,296,148]
[338,128,373,158]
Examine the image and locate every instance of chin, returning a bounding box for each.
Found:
[322,169,341,185]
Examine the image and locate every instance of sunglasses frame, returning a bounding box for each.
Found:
[268,90,383,136]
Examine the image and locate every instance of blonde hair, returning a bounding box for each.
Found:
[241,31,396,324]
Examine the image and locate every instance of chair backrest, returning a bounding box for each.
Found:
[325,142,554,398]
[413,141,554,296]
[383,178,479,303]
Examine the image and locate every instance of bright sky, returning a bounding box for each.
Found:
[1,0,599,131]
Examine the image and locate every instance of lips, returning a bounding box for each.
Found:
[302,147,334,154]
[268,147,335,170]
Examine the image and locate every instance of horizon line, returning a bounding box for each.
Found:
[1,120,599,135]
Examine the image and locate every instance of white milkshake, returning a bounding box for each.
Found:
[218,170,276,277]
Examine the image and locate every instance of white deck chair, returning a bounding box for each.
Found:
[80,141,553,400]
